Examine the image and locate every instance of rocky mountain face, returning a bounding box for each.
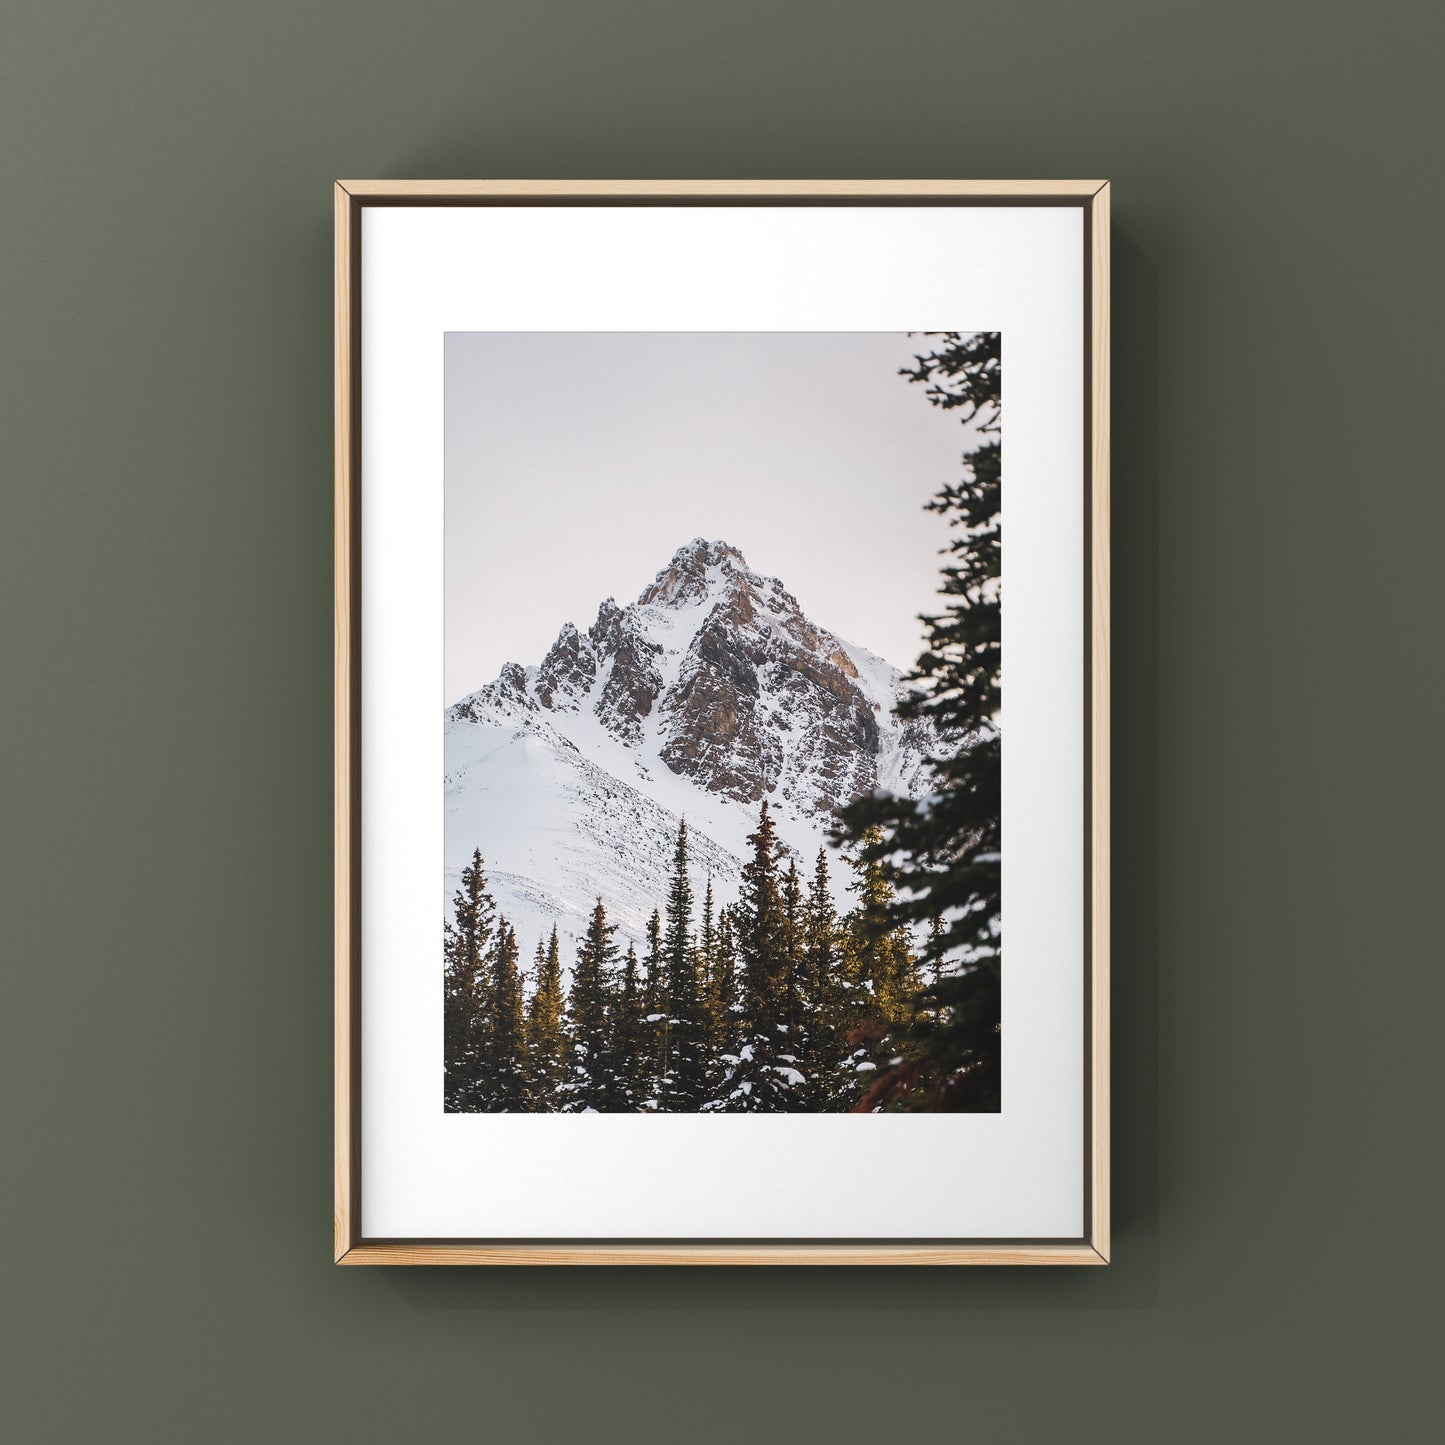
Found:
[445,539,936,959]
[453,538,930,816]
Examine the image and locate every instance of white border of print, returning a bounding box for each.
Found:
[360,205,1083,1239]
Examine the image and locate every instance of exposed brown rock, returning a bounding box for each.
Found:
[588,598,663,746]
[535,622,595,710]
[449,538,932,822]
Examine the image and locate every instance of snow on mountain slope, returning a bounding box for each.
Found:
[445,538,935,964]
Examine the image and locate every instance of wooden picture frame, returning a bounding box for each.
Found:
[335,179,1110,1265]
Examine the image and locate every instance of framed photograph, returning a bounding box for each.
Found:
[335,180,1110,1264]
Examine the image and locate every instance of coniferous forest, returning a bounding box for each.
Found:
[444,331,1001,1113]
[443,809,923,1113]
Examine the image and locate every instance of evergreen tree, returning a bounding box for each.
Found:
[661,819,708,1109]
[698,878,738,1060]
[737,801,786,1022]
[778,859,809,1084]
[525,928,566,1111]
[698,877,720,1048]
[562,898,624,1111]
[443,848,496,1111]
[847,827,922,1023]
[713,905,739,1039]
[712,800,802,1111]
[641,907,665,1099]
[837,331,1002,1110]
[613,941,648,1107]
[800,848,857,1109]
[699,876,717,964]
[838,828,923,1106]
[927,913,946,961]
[702,904,741,1103]
[482,920,527,1110]
[804,850,841,991]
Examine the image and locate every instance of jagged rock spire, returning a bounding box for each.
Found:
[638,538,748,608]
[448,537,932,818]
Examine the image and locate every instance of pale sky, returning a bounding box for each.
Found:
[445,331,972,703]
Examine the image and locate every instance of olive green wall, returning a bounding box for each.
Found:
[3,2,1439,1440]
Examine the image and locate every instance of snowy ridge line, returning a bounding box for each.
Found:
[445,538,936,967]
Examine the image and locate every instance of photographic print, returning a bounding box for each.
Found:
[442,329,1001,1116]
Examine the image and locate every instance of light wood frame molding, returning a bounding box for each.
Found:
[335,179,1110,1266]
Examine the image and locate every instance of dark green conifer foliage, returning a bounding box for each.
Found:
[661,819,708,1110]
[525,928,566,1111]
[779,860,809,1078]
[713,799,802,1111]
[563,898,624,1111]
[738,801,785,1020]
[927,914,946,957]
[641,907,664,1097]
[836,331,1002,1110]
[838,828,922,1106]
[443,848,496,1111]
[804,850,841,991]
[701,905,741,1105]
[847,827,921,1024]
[800,848,857,1109]
[698,878,737,1059]
[613,941,648,1107]
[698,877,716,960]
[697,877,719,1045]
[713,905,739,1033]
[484,920,527,1110]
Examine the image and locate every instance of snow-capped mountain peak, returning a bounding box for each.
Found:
[636,536,748,608]
[445,539,934,958]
